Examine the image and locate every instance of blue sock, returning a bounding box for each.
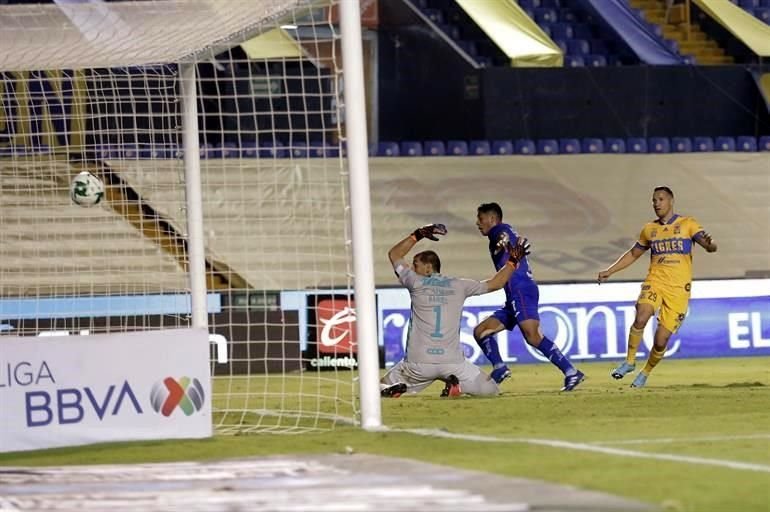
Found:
[537,336,575,376]
[477,335,505,368]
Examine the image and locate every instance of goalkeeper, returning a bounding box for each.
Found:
[380,223,528,398]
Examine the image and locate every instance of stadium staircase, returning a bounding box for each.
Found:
[628,0,734,64]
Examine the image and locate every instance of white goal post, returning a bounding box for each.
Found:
[0,0,380,436]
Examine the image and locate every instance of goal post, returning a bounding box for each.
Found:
[0,0,380,441]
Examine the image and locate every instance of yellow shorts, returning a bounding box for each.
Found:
[637,281,690,333]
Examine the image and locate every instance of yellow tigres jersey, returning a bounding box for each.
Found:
[635,215,705,289]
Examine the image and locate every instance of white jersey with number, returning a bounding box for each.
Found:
[393,259,488,364]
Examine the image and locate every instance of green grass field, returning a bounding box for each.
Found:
[2,357,769,512]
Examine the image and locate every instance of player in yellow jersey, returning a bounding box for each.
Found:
[597,186,717,387]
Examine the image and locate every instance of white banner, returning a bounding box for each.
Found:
[0,328,211,453]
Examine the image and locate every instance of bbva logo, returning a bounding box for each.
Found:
[150,377,205,417]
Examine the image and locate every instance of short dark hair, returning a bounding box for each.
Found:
[477,202,503,220]
[653,186,674,198]
[415,250,441,273]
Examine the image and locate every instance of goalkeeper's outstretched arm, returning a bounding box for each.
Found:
[388,223,447,265]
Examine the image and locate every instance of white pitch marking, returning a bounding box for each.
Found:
[589,433,770,446]
[395,428,770,474]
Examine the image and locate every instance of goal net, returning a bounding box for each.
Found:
[0,0,362,434]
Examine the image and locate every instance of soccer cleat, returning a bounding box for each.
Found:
[631,372,648,388]
[490,366,512,384]
[561,370,586,392]
[440,375,462,398]
[380,382,407,398]
[611,362,636,380]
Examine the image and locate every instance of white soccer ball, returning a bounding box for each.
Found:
[70,171,105,207]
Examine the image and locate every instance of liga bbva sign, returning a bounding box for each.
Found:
[0,328,211,453]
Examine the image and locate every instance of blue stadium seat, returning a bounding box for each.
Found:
[693,137,714,152]
[469,140,491,155]
[760,136,770,151]
[537,139,559,155]
[423,8,444,24]
[565,55,585,67]
[215,142,238,158]
[540,0,561,7]
[586,54,607,67]
[400,141,423,156]
[567,39,591,55]
[518,0,540,10]
[309,141,340,157]
[714,136,736,152]
[762,0,770,7]
[627,137,648,153]
[492,140,514,155]
[590,39,608,54]
[648,137,670,153]
[550,22,573,39]
[604,138,626,153]
[739,0,759,8]
[515,139,536,155]
[241,141,258,158]
[424,140,446,156]
[447,140,469,155]
[559,8,578,22]
[671,137,692,152]
[437,24,461,40]
[736,136,757,152]
[572,23,592,39]
[377,141,399,156]
[199,144,214,159]
[755,8,770,22]
[581,138,604,153]
[559,138,581,154]
[290,142,308,158]
[534,7,558,23]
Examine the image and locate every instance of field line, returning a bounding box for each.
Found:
[394,428,770,474]
[589,433,770,446]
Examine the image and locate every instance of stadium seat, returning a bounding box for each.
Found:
[559,138,580,154]
[559,8,578,22]
[714,136,736,152]
[739,0,759,8]
[515,139,536,155]
[199,144,214,159]
[241,141,258,158]
[492,140,514,155]
[581,138,604,153]
[586,54,607,67]
[572,23,592,39]
[469,140,491,155]
[376,141,399,156]
[309,141,339,157]
[536,139,559,155]
[693,137,714,152]
[540,0,561,8]
[518,0,540,9]
[567,39,591,55]
[447,140,469,155]
[423,8,444,24]
[550,22,573,39]
[736,136,758,152]
[290,142,308,158]
[759,136,770,151]
[534,7,558,23]
[648,137,670,153]
[604,138,626,153]
[590,39,608,54]
[400,141,423,156]
[565,55,585,67]
[424,140,446,156]
[671,137,692,152]
[627,137,648,153]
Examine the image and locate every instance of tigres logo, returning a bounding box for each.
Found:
[674,225,681,235]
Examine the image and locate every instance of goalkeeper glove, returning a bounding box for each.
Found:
[506,237,530,268]
[412,223,447,242]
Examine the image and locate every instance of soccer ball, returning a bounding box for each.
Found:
[70,171,105,207]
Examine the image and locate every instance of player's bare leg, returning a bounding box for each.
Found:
[612,303,655,379]
[519,319,585,391]
[473,317,510,383]
[632,325,672,388]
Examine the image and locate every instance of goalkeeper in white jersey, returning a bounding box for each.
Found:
[381,223,529,398]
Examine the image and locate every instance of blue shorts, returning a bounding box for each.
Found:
[491,282,540,330]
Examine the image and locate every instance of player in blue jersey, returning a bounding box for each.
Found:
[473,203,586,391]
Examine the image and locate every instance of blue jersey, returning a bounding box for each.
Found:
[487,223,535,304]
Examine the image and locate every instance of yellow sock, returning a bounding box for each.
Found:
[626,326,644,365]
[643,346,666,374]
